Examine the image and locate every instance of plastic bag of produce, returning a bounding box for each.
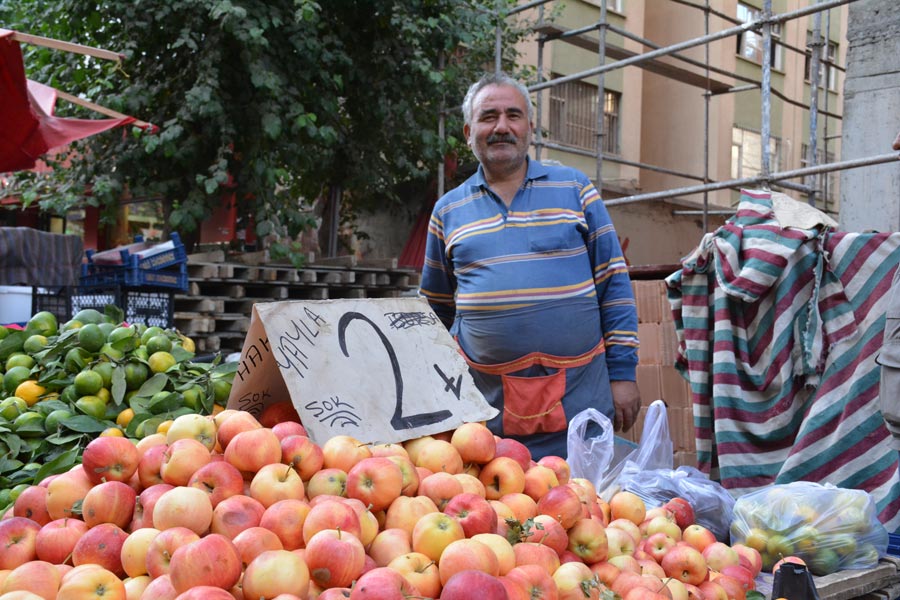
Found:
[730,481,888,576]
[620,465,736,542]
[567,400,672,501]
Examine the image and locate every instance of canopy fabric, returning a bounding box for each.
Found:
[666,189,900,531]
[0,29,145,173]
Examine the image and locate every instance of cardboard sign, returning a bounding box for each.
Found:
[226,297,498,446]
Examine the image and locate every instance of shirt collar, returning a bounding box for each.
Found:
[472,156,551,188]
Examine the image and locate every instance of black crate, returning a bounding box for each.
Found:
[34,285,174,329]
[32,286,71,322]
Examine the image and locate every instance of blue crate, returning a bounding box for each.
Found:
[889,533,900,557]
[85,232,187,271]
[80,262,188,291]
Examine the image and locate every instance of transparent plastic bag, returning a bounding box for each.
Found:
[567,400,673,501]
[730,481,888,576]
[621,465,736,542]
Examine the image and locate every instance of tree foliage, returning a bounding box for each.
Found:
[0,0,534,256]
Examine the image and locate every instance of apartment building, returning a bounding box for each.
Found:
[513,0,847,266]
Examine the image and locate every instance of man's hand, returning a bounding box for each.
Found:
[611,380,641,432]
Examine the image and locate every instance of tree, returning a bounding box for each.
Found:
[0,0,534,259]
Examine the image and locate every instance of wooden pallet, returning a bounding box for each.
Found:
[815,557,900,600]
[177,255,421,355]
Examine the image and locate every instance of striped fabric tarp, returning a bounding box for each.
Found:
[666,190,900,530]
[0,226,83,286]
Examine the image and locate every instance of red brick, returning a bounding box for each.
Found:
[636,364,662,406]
[634,280,663,324]
[673,451,698,468]
[659,322,680,368]
[638,323,661,365]
[659,365,692,409]
[668,406,697,452]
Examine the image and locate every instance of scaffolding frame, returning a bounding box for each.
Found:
[470,0,900,226]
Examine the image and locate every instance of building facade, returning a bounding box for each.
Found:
[513,0,847,265]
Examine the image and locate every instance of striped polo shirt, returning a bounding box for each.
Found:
[420,158,639,381]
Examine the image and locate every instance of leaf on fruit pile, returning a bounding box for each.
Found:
[112,365,127,405]
[136,373,169,397]
[30,448,80,484]
[2,433,23,457]
[0,455,24,474]
[0,331,27,361]
[149,391,182,414]
[62,415,113,433]
[105,305,125,324]
[45,432,84,445]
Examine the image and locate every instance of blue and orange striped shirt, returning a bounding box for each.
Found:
[420,158,638,381]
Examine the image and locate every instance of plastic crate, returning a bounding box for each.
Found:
[888,533,900,557]
[32,286,72,322]
[34,285,175,329]
[80,262,188,291]
[85,232,187,271]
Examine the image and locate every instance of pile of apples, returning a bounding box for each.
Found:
[0,407,766,600]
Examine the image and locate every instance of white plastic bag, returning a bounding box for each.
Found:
[567,400,673,500]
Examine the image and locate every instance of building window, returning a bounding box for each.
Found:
[548,79,620,155]
[606,0,623,11]
[736,2,784,70]
[804,36,838,91]
[800,143,837,204]
[731,127,781,179]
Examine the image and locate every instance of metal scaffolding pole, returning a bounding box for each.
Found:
[528,0,855,93]
[808,2,824,206]
[760,0,773,185]
[595,0,608,192]
[482,0,865,221]
[605,153,900,207]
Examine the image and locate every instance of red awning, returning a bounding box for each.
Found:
[0,29,155,173]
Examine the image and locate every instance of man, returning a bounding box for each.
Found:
[420,72,640,460]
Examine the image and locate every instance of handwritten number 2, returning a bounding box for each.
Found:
[337,312,452,430]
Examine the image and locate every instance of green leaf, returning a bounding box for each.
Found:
[60,415,112,433]
[0,456,24,474]
[46,432,85,445]
[112,365,127,405]
[0,331,27,361]
[262,113,282,139]
[149,392,182,414]
[105,304,125,325]
[30,448,80,484]
[136,373,169,397]
[171,345,194,363]
[1,433,23,458]
[125,412,154,438]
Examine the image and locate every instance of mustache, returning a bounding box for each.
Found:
[486,133,517,144]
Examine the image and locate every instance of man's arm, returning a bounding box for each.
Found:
[579,176,641,431]
[419,206,457,329]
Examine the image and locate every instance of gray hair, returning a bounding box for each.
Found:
[461,72,534,127]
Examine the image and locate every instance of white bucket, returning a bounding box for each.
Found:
[0,285,33,325]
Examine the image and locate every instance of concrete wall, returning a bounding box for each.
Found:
[840,0,900,232]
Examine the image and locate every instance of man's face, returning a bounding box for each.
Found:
[464,83,533,176]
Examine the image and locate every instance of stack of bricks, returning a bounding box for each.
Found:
[621,279,697,468]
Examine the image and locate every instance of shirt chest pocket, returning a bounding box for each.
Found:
[529,234,568,253]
